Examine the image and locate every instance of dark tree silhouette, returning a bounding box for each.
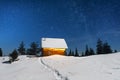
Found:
[0,48,3,56]
[9,49,18,62]
[68,49,72,56]
[89,48,95,55]
[18,41,26,55]
[114,50,117,53]
[72,51,74,56]
[81,52,84,56]
[74,48,79,57]
[103,42,112,54]
[26,49,31,55]
[96,38,103,54]
[85,45,89,56]
[27,42,39,55]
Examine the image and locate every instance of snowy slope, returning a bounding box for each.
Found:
[0,56,55,80]
[0,53,120,80]
[41,53,120,80]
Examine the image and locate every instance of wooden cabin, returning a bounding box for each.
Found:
[41,38,68,56]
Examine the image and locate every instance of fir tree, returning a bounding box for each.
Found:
[74,48,79,57]
[26,49,31,55]
[85,45,89,56]
[27,42,39,55]
[0,48,3,56]
[89,48,95,55]
[72,51,74,56]
[103,42,112,54]
[81,52,84,56]
[68,49,72,56]
[96,38,103,54]
[18,41,26,55]
[9,49,18,62]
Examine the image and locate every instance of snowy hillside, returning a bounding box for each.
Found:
[0,53,120,80]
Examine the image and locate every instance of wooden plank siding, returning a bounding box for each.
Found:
[42,48,66,56]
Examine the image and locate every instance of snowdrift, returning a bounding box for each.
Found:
[0,53,120,80]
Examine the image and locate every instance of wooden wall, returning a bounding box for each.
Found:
[42,48,66,56]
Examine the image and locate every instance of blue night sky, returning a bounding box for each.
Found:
[0,0,120,55]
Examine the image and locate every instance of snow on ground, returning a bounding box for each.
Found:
[0,56,55,80]
[0,53,120,80]
[41,53,120,80]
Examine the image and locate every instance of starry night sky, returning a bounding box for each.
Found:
[0,0,120,55]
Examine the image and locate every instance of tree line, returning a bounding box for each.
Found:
[0,38,118,59]
[67,38,117,57]
[0,41,40,63]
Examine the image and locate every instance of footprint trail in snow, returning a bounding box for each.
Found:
[38,58,69,80]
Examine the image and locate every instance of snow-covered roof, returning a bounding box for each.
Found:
[41,38,68,48]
